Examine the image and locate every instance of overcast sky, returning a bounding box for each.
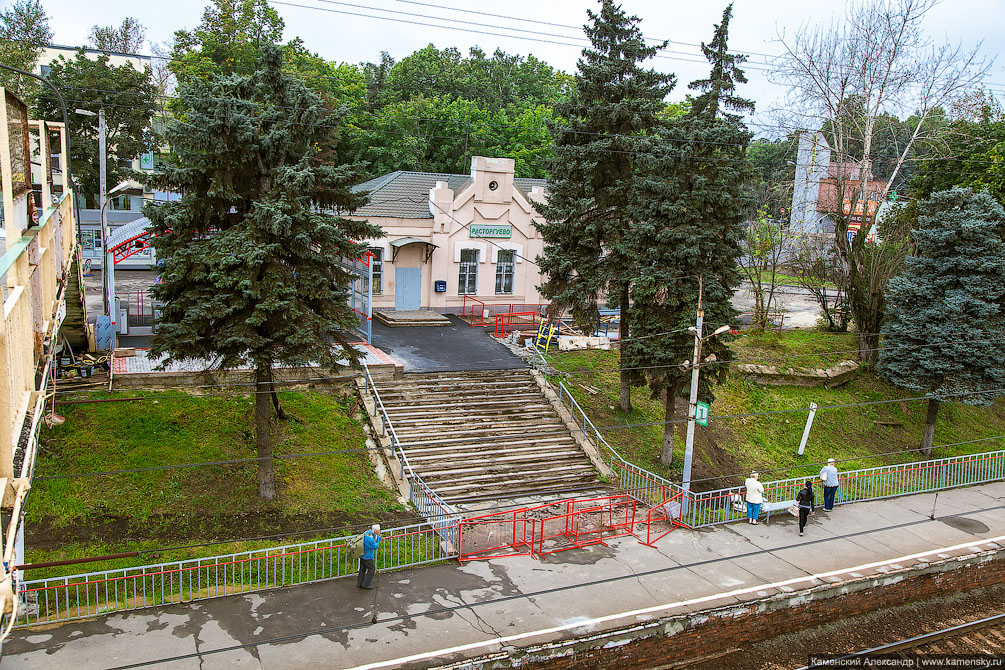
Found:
[36,0,1005,132]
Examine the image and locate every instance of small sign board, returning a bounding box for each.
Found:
[469,224,512,239]
[696,401,710,427]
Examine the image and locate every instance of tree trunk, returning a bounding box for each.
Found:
[856,330,880,365]
[920,398,940,458]
[255,365,276,500]
[619,283,632,412]
[659,390,677,467]
[271,389,286,420]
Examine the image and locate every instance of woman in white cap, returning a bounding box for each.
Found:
[819,458,840,511]
[744,471,764,524]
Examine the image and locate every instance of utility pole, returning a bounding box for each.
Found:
[98,107,111,321]
[681,277,704,497]
[682,277,730,497]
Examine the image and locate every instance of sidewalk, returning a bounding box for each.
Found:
[5,482,1004,669]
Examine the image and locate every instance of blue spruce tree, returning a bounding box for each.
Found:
[878,188,1005,456]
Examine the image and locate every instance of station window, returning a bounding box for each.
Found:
[367,248,383,294]
[81,229,102,253]
[495,250,515,294]
[458,249,478,295]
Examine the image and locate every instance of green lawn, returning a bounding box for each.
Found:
[751,269,837,289]
[28,389,408,579]
[547,330,1005,490]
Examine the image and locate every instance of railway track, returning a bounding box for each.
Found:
[797,612,1005,668]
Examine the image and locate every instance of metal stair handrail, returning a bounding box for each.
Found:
[361,364,462,540]
[556,381,687,509]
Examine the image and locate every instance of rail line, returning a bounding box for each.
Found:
[798,611,1005,668]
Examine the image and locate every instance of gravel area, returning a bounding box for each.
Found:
[692,582,1005,669]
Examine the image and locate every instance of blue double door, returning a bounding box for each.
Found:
[395,267,422,311]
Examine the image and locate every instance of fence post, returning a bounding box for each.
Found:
[797,402,817,456]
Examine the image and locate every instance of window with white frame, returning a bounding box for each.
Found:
[495,250,515,294]
[81,229,101,253]
[458,248,478,294]
[367,247,383,294]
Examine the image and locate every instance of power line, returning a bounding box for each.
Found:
[594,387,1005,431]
[689,434,1005,484]
[46,331,1005,398]
[32,434,1000,562]
[95,502,1005,670]
[39,86,1005,171]
[40,384,1005,480]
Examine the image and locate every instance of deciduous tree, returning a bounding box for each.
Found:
[0,0,52,101]
[89,17,147,54]
[34,51,156,207]
[775,0,990,362]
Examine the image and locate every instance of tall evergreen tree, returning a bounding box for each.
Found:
[145,45,381,500]
[687,3,753,123]
[625,5,750,467]
[878,188,1005,457]
[535,0,675,412]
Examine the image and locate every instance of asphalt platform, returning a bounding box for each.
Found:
[369,315,526,373]
[6,482,1004,670]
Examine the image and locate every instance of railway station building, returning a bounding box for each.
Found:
[350,156,551,314]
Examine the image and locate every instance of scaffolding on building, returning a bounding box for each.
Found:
[337,250,374,344]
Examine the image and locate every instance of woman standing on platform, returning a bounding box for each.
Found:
[744,472,764,524]
[796,480,815,536]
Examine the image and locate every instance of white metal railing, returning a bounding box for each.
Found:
[551,382,1005,529]
[684,449,1005,528]
[556,381,686,511]
[362,364,461,547]
[15,520,452,627]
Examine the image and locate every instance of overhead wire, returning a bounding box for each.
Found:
[47,330,1005,397]
[595,387,1005,431]
[38,384,1005,480]
[27,432,1002,563]
[36,86,1005,172]
[87,502,1005,670]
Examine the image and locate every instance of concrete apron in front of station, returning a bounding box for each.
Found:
[5,481,1005,670]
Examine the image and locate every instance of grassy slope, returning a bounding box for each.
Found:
[548,330,1005,489]
[28,389,406,578]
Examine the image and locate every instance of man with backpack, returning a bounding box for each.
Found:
[356,524,381,590]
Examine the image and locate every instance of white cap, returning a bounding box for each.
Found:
[372,524,381,533]
[827,458,835,463]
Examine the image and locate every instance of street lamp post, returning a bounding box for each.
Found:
[98,180,131,331]
[74,108,123,322]
[681,279,731,497]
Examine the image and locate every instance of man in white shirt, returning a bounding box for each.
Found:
[819,458,840,511]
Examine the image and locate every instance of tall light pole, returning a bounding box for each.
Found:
[74,108,113,318]
[681,278,731,496]
[99,180,131,335]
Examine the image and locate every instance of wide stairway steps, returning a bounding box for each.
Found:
[373,369,601,504]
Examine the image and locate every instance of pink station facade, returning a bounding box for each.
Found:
[350,156,550,314]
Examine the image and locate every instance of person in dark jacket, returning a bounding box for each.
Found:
[796,480,815,536]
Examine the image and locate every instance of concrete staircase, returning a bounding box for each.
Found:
[59,251,89,350]
[373,369,601,504]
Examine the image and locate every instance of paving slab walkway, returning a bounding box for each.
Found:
[5,481,1004,670]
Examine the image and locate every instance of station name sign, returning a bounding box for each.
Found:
[469,224,512,238]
